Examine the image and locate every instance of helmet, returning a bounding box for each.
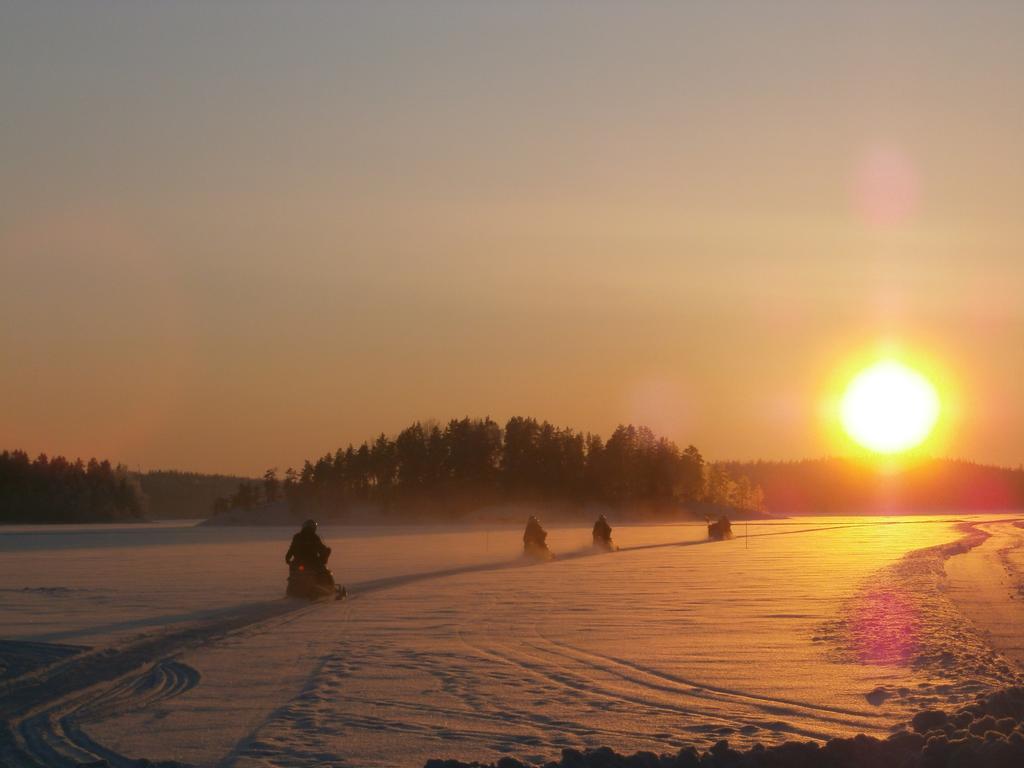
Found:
[302,519,318,532]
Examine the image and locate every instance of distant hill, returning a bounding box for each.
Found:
[134,470,254,520]
[718,458,1024,515]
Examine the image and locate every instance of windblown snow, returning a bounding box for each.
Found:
[2,516,1022,767]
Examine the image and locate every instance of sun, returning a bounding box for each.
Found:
[840,360,940,454]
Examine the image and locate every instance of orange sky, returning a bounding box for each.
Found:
[1,3,1022,475]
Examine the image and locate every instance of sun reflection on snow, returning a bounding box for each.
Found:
[849,586,920,665]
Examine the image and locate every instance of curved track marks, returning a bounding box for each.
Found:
[2,518,997,766]
[1,599,313,768]
[0,639,87,684]
[14,657,201,768]
[531,632,883,728]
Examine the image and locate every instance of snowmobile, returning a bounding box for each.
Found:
[707,515,733,541]
[592,515,616,551]
[286,562,346,600]
[523,516,554,560]
[524,539,554,560]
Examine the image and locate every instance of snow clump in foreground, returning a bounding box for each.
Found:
[426,686,1024,768]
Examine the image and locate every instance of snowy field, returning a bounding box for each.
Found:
[2,515,1023,767]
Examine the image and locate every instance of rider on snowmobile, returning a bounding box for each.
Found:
[592,514,612,546]
[285,519,332,572]
[707,514,733,540]
[523,515,548,550]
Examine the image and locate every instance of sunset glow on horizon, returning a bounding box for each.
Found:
[1,3,1022,475]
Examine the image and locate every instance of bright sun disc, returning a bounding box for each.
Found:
[840,361,940,454]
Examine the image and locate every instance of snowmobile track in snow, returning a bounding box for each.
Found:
[0,639,88,683]
[11,657,201,768]
[0,553,572,766]
[0,599,310,768]
[2,519,998,767]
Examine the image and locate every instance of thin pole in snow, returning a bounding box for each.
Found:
[746,522,749,548]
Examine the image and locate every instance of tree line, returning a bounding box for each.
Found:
[0,449,143,523]
[719,457,1024,514]
[136,470,253,519]
[215,417,765,519]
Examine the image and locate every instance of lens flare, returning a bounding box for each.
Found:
[840,361,940,454]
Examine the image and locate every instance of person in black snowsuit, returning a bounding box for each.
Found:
[523,515,548,552]
[285,519,332,572]
[707,515,732,540]
[592,514,612,546]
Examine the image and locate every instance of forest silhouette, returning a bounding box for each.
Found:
[6,420,1024,524]
[215,418,1024,521]
[215,417,761,521]
[0,450,143,523]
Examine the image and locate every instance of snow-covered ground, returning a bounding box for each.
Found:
[945,520,1024,668]
[2,515,1022,767]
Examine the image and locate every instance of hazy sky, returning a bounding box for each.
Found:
[2,2,1022,475]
